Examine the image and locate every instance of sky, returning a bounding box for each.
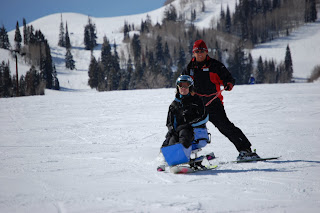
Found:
[0,0,166,31]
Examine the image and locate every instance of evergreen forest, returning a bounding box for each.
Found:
[0,0,318,97]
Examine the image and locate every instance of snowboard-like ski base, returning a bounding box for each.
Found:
[233,156,280,163]
[170,164,218,174]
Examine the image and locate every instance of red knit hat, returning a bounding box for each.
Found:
[192,39,208,52]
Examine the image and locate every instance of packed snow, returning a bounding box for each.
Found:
[1,83,320,213]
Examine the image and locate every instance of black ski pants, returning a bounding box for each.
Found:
[206,99,251,152]
[163,127,193,149]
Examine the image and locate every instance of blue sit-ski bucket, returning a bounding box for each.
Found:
[161,143,192,166]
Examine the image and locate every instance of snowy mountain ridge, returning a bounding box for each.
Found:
[2,0,320,90]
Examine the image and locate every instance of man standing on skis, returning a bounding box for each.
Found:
[182,39,260,161]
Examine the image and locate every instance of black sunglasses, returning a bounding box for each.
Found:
[194,50,206,53]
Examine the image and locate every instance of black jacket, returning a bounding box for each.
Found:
[182,56,235,104]
[166,93,207,133]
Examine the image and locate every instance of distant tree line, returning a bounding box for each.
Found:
[21,19,60,90]
[255,44,293,83]
[87,1,303,91]
[88,36,123,91]
[0,18,60,98]
[0,61,46,97]
[96,2,300,90]
[121,0,316,87]
[2,0,316,96]
[218,0,318,45]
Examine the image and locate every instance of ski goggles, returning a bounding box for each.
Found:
[177,82,191,89]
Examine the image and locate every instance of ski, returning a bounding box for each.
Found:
[170,164,218,174]
[217,156,281,165]
[232,156,281,163]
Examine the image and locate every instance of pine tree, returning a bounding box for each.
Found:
[23,18,28,45]
[0,63,3,96]
[65,49,75,70]
[140,20,146,33]
[177,45,186,72]
[131,34,141,62]
[284,44,293,82]
[113,41,120,72]
[268,59,276,83]
[214,41,222,61]
[305,0,318,22]
[108,67,117,91]
[246,53,254,83]
[227,45,249,84]
[52,65,60,90]
[12,75,18,97]
[164,41,171,66]
[188,39,194,57]
[123,21,130,40]
[147,48,155,72]
[220,5,225,21]
[272,0,281,9]
[1,61,12,97]
[0,25,11,50]
[201,1,206,12]
[19,75,26,96]
[27,25,34,44]
[225,6,231,33]
[163,4,177,22]
[58,14,65,47]
[100,36,112,86]
[256,56,265,83]
[155,35,164,65]
[110,41,121,90]
[262,0,271,14]
[39,39,54,89]
[119,56,132,90]
[84,17,97,51]
[65,22,71,49]
[310,0,318,22]
[88,55,99,88]
[14,21,22,52]
[25,66,44,96]
[191,9,196,22]
[96,59,105,91]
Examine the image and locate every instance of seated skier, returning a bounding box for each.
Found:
[158,75,211,171]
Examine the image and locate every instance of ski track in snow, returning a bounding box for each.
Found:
[0,83,320,213]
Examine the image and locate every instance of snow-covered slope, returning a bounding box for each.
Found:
[0,83,319,212]
[251,20,320,79]
[3,0,320,90]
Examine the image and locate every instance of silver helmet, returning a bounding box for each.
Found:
[176,75,194,87]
